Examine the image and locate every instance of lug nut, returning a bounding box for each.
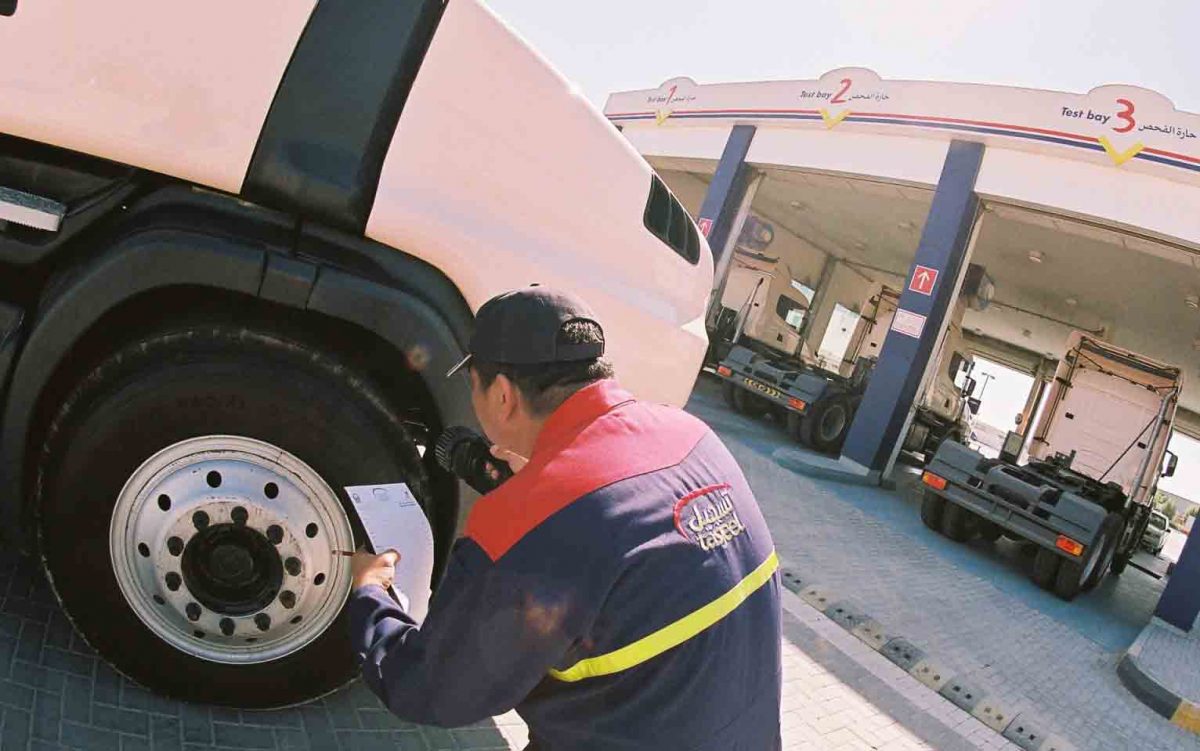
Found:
[219,618,235,636]
[279,590,296,609]
[165,572,182,591]
[192,510,209,530]
[231,506,248,526]
[284,557,302,576]
[254,613,271,632]
[266,525,284,545]
[167,536,184,556]
[186,602,202,621]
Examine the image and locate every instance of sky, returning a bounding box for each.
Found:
[489,0,1200,112]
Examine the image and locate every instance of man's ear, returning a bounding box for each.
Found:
[493,373,520,420]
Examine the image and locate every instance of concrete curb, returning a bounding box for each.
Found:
[1117,625,1200,735]
[779,563,1078,751]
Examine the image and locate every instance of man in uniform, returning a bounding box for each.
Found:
[350,287,782,750]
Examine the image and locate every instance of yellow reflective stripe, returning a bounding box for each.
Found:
[549,550,779,683]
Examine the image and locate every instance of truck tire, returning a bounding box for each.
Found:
[722,380,738,409]
[920,491,945,531]
[1055,513,1121,600]
[785,411,805,443]
[800,394,853,454]
[731,385,762,416]
[1111,553,1129,575]
[1082,513,1123,592]
[939,503,976,542]
[36,324,430,707]
[1032,548,1061,590]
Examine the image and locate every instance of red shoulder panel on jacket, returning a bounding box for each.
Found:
[465,402,709,561]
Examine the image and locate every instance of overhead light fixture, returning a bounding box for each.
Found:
[897,221,916,231]
[854,240,868,250]
[1065,297,1078,307]
[1022,329,1032,338]
[789,200,807,210]
[1028,250,1044,264]
[1187,295,1200,310]
[1194,338,1200,351]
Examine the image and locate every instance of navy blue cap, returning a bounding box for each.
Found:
[447,287,605,377]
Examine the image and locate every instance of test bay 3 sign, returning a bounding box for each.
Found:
[605,68,1200,180]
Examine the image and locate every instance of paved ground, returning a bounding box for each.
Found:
[687,375,1198,751]
[0,539,959,750]
[1,373,1190,750]
[1136,616,1200,702]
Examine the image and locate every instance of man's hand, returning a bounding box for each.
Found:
[490,444,529,473]
[352,550,401,591]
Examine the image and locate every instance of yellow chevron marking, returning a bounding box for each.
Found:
[820,108,851,129]
[1098,136,1144,166]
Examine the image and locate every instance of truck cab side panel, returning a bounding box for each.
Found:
[0,0,314,195]
[365,0,713,407]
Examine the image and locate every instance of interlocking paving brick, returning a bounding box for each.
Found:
[213,721,276,749]
[687,377,1199,751]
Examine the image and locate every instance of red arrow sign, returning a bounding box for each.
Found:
[909,265,939,296]
[697,217,713,237]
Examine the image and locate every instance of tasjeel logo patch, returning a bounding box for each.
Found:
[673,484,747,552]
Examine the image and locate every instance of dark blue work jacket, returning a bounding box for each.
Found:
[349,379,781,750]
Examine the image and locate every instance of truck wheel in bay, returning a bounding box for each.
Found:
[800,394,853,454]
[36,324,430,707]
[978,522,1003,543]
[920,491,945,531]
[1032,548,1061,590]
[785,411,805,443]
[1110,552,1130,575]
[1054,514,1120,600]
[731,385,758,416]
[1082,513,1123,592]
[722,380,738,409]
[939,503,976,542]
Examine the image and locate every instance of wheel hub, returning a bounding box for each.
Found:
[182,524,283,616]
[110,436,354,664]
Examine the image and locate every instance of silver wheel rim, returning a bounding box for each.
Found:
[110,436,354,664]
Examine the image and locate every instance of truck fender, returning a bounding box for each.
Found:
[0,227,473,545]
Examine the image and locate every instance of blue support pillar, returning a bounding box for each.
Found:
[841,140,985,474]
[697,124,756,269]
[1156,528,1200,631]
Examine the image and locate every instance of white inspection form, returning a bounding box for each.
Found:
[344,483,435,623]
